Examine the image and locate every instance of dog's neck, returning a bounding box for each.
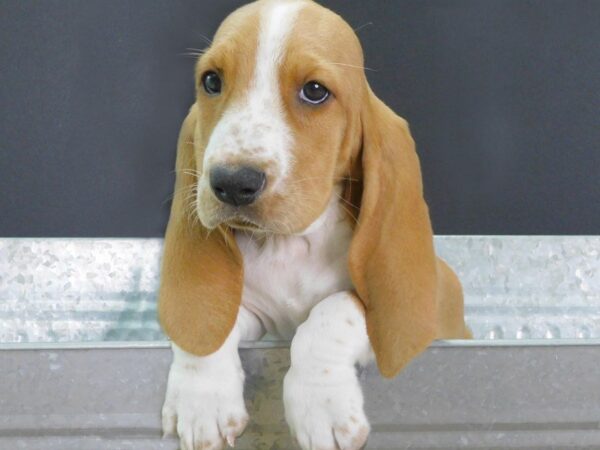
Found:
[234,188,354,338]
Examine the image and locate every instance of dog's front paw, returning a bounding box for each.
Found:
[162,362,248,450]
[283,367,370,450]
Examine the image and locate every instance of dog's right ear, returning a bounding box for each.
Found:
[158,105,243,356]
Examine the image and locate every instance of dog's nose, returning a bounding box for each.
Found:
[209,166,266,206]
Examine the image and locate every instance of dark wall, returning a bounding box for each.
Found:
[1,0,598,236]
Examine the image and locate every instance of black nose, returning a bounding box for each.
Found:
[209,166,266,206]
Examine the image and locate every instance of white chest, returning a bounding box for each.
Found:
[235,200,353,338]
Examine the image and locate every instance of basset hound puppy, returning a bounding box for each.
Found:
[158,0,471,449]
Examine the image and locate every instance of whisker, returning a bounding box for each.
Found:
[284,176,359,187]
[353,21,373,33]
[334,192,358,210]
[185,47,208,53]
[179,53,203,60]
[333,193,359,225]
[162,183,197,205]
[181,169,202,178]
[195,33,213,46]
[324,61,377,72]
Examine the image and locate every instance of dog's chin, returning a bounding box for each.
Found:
[226,218,264,232]
[197,208,266,233]
[196,207,228,231]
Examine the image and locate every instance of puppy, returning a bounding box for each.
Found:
[158,1,470,449]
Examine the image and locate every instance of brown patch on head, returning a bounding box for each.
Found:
[193,2,261,153]
[259,1,367,231]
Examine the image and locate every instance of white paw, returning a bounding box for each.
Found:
[283,367,370,450]
[162,358,248,449]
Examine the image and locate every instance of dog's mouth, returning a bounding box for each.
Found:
[198,196,266,232]
[199,193,287,235]
[228,219,260,231]
[226,216,266,233]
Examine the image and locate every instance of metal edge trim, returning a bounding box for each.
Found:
[2,338,600,351]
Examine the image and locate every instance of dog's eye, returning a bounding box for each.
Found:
[201,71,222,95]
[300,81,329,105]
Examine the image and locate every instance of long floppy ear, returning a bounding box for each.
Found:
[158,105,243,356]
[349,88,438,378]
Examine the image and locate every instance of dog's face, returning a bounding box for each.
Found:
[193,0,365,233]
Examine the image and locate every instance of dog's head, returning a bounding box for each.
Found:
[161,0,442,378]
[192,0,366,233]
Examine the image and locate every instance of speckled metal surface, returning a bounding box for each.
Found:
[435,236,600,340]
[0,238,163,343]
[1,237,600,449]
[0,236,598,343]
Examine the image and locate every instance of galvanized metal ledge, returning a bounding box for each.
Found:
[3,337,600,351]
[1,344,600,449]
[1,237,599,448]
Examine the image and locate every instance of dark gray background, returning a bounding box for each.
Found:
[0,0,598,237]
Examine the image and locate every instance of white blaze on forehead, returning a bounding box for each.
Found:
[203,1,304,191]
[255,1,304,86]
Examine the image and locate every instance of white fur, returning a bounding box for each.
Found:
[284,292,372,450]
[201,1,305,193]
[162,307,263,449]
[236,193,354,338]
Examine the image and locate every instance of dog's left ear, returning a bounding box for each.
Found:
[349,87,438,378]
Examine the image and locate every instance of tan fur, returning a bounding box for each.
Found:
[348,90,470,377]
[436,258,473,339]
[158,106,244,356]
[158,0,469,377]
[193,4,261,160]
